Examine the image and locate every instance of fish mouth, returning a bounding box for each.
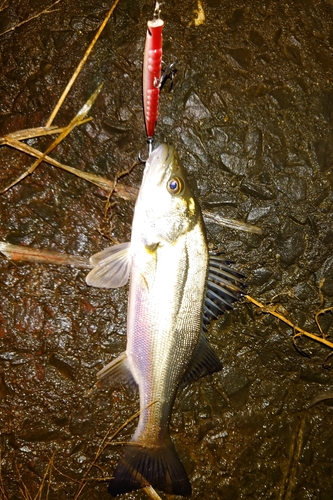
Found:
[145,143,176,186]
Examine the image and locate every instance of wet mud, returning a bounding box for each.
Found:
[1,0,333,498]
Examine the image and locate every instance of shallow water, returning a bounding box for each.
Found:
[1,0,333,498]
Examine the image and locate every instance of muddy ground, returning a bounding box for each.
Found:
[1,0,333,499]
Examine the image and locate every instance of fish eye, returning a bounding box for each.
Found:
[167,176,184,195]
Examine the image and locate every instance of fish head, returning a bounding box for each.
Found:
[135,143,200,246]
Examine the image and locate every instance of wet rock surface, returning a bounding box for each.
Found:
[1,0,333,498]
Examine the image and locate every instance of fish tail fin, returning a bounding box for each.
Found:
[108,441,191,497]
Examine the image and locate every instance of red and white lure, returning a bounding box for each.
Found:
[143,2,164,157]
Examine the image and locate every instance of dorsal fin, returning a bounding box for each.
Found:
[203,254,246,330]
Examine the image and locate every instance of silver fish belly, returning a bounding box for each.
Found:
[86,143,245,497]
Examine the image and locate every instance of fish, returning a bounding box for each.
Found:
[85,143,245,497]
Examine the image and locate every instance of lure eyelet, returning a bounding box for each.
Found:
[167,176,184,195]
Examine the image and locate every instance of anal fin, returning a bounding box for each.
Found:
[180,333,222,388]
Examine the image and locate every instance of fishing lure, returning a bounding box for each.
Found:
[143,2,164,156]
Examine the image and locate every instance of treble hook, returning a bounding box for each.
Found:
[138,136,154,163]
[159,60,178,91]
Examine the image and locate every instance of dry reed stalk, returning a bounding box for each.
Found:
[46,0,121,127]
[0,0,62,37]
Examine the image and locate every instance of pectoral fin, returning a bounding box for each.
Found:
[97,351,137,390]
[86,242,131,288]
[180,333,222,388]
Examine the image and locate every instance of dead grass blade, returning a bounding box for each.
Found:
[0,125,67,144]
[278,413,306,500]
[246,294,333,350]
[0,1,8,13]
[46,0,121,127]
[0,0,123,197]
[1,135,138,201]
[0,242,91,267]
[142,485,163,500]
[0,84,102,193]
[0,0,62,37]
[202,210,262,235]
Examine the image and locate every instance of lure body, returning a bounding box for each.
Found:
[143,15,164,141]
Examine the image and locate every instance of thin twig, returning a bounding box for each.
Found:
[278,414,306,500]
[0,0,62,37]
[34,452,56,500]
[46,0,121,127]
[314,306,333,336]
[51,464,82,484]
[16,463,33,500]
[104,159,140,217]
[45,453,53,500]
[246,295,333,350]
[0,449,9,500]
[74,401,159,499]
[74,407,142,499]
